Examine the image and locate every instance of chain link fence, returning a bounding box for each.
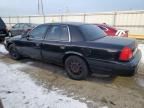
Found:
[1,10,144,36]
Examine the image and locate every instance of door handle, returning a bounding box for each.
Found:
[36,43,40,47]
[60,46,65,49]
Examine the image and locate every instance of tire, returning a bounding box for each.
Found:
[65,56,89,80]
[9,44,21,60]
[0,37,4,43]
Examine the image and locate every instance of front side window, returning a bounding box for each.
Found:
[19,24,25,29]
[30,25,48,39]
[45,25,69,41]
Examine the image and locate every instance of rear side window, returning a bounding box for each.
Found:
[13,24,20,28]
[19,24,25,29]
[80,25,106,41]
[24,24,31,29]
[45,25,69,41]
[69,26,84,42]
[24,24,29,29]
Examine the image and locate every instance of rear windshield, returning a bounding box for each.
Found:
[0,17,6,28]
[79,24,106,41]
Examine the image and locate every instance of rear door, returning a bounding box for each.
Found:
[41,25,70,64]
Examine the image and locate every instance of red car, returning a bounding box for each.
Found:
[96,23,128,37]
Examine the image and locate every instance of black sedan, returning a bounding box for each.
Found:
[5,23,141,80]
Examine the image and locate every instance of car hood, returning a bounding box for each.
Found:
[6,35,22,42]
[11,35,22,39]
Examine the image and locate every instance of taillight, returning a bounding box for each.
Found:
[119,47,133,61]
[122,32,128,37]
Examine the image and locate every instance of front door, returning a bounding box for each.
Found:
[19,25,48,59]
[41,25,70,64]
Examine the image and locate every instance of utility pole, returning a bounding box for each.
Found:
[38,0,40,14]
[41,0,44,15]
[37,0,44,15]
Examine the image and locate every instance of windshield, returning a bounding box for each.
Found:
[79,24,106,41]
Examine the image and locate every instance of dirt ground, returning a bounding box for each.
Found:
[0,40,144,108]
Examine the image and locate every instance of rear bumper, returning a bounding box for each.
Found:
[87,50,142,76]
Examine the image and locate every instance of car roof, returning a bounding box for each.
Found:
[43,22,89,26]
[14,23,38,27]
[16,23,34,25]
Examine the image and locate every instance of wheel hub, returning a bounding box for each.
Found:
[70,62,81,74]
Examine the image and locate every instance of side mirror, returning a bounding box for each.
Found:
[22,30,31,38]
[22,31,30,39]
[22,33,29,38]
[26,35,30,40]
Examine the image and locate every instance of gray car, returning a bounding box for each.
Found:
[9,23,37,37]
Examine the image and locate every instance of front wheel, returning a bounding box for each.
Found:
[0,37,4,43]
[65,56,89,80]
[9,44,21,60]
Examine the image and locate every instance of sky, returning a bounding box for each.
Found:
[0,0,144,16]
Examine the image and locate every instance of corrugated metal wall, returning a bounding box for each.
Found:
[1,10,144,35]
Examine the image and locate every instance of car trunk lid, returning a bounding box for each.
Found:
[88,36,137,61]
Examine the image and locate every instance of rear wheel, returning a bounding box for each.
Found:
[65,56,89,80]
[9,44,21,60]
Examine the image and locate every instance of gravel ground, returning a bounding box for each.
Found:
[0,41,144,108]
